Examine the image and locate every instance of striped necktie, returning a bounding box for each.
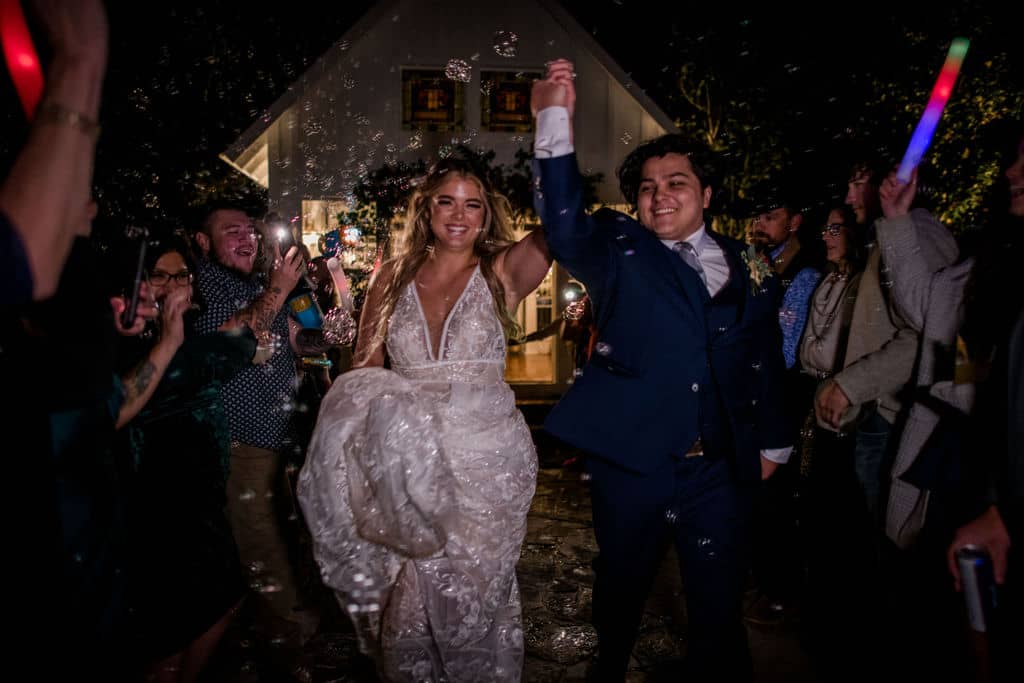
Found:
[673,240,707,287]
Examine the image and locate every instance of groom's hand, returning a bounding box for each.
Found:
[531,58,575,118]
[760,455,779,480]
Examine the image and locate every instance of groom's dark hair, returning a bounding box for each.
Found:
[616,134,718,208]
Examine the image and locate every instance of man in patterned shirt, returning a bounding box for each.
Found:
[191,201,319,643]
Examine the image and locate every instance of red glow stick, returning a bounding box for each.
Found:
[0,0,44,119]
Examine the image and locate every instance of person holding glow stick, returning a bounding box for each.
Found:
[876,120,1023,683]
[1,2,137,679]
[1,0,108,303]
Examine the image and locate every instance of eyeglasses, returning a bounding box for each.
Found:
[821,223,845,237]
[148,270,193,286]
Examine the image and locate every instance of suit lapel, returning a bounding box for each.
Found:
[612,217,707,324]
[710,232,756,324]
[654,235,708,323]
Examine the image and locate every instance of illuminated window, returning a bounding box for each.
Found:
[481,70,542,133]
[402,69,463,132]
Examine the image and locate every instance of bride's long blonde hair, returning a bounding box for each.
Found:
[360,157,520,360]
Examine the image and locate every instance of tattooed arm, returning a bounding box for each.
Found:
[115,287,190,429]
[218,245,303,335]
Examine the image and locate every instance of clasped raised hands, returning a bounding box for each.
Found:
[531,58,576,118]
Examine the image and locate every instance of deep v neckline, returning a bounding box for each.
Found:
[410,264,480,361]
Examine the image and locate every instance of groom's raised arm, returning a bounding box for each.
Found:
[530,60,610,290]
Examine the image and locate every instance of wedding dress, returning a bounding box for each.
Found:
[297,265,537,682]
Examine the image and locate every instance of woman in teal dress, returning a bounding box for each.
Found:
[116,236,256,682]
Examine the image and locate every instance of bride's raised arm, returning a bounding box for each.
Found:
[494,228,551,311]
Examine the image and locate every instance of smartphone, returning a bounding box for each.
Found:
[121,234,148,329]
[265,213,295,253]
[276,226,297,253]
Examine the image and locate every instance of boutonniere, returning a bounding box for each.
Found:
[740,245,773,295]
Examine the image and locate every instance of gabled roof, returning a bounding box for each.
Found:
[222,0,399,161]
[537,0,675,132]
[222,0,676,164]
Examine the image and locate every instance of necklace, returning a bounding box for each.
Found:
[807,271,853,346]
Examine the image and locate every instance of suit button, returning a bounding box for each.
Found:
[691,383,699,392]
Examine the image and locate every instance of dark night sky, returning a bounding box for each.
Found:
[3,0,1021,233]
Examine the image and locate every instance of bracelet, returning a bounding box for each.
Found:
[35,101,101,140]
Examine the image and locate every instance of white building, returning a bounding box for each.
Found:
[221,0,676,397]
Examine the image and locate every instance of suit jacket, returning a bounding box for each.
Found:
[833,241,920,426]
[534,154,789,484]
[873,210,969,547]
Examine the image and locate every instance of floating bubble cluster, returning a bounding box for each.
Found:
[323,307,358,345]
[493,31,518,58]
[563,300,586,322]
[444,58,472,83]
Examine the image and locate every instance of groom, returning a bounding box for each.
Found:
[531,61,792,681]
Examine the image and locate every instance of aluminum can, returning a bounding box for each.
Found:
[955,544,997,632]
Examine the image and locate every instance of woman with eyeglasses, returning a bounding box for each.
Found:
[297,153,551,682]
[114,235,257,682]
[794,202,877,668]
[799,204,865,393]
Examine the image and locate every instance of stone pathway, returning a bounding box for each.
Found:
[202,427,816,682]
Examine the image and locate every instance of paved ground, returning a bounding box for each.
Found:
[201,410,817,682]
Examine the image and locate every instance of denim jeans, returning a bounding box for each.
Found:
[853,410,892,521]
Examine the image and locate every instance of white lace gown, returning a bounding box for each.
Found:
[298,265,538,682]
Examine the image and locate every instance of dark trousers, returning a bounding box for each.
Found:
[587,454,754,682]
[751,458,801,602]
[801,427,882,681]
[750,370,815,603]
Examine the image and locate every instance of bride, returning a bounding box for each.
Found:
[297,154,551,681]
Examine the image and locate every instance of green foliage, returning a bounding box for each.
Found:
[336,145,604,246]
[587,3,1024,237]
[673,63,785,239]
[860,48,1023,232]
[327,145,605,306]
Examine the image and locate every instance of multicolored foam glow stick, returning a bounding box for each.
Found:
[896,37,970,183]
[0,0,44,119]
[326,256,354,312]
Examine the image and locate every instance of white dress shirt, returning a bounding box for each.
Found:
[533,106,574,159]
[659,228,729,297]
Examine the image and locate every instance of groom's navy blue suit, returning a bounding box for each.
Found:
[535,153,790,680]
